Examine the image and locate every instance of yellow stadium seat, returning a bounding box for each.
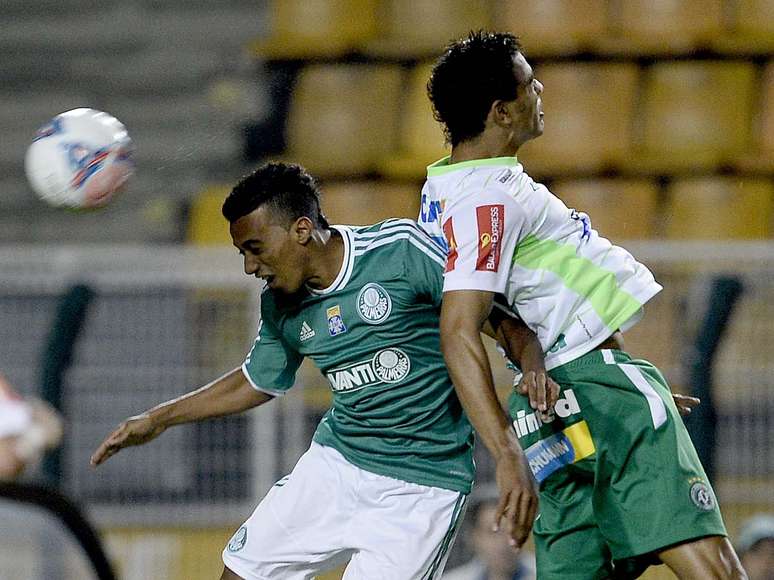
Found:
[551,179,660,240]
[378,62,449,180]
[629,62,756,173]
[496,0,608,56]
[187,185,232,245]
[736,62,774,172]
[715,0,774,54]
[250,0,378,59]
[284,64,403,177]
[663,177,773,239]
[320,180,420,225]
[597,0,723,55]
[364,0,491,59]
[517,63,638,177]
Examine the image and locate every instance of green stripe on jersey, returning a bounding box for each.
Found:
[513,234,642,330]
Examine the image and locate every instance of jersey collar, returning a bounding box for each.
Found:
[426,155,519,177]
[306,225,355,295]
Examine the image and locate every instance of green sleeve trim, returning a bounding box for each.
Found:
[513,234,643,330]
[426,155,519,176]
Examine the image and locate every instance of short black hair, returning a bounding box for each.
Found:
[222,162,329,229]
[428,31,523,146]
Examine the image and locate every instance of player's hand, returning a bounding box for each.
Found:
[672,393,700,416]
[516,370,560,415]
[493,452,538,548]
[90,413,165,467]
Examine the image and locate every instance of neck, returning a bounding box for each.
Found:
[305,228,344,290]
[450,132,519,164]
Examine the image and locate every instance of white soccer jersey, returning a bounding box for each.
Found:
[418,156,662,370]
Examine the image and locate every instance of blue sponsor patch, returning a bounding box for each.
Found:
[524,421,595,483]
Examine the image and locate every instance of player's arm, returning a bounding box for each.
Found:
[440,289,537,548]
[91,368,270,466]
[486,306,559,413]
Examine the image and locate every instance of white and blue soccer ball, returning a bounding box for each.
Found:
[25,108,134,209]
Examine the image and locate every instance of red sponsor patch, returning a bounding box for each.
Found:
[476,204,504,272]
[443,218,458,272]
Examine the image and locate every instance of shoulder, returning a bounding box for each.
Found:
[351,219,444,261]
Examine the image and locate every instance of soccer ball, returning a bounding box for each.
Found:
[25,108,134,209]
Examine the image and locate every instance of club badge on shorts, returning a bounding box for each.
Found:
[227,526,247,552]
[357,283,392,324]
[689,478,716,511]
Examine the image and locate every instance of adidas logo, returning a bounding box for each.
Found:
[300,321,315,342]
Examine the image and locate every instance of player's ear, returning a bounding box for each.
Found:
[491,100,514,129]
[292,216,314,245]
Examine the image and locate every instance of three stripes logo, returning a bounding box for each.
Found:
[299,321,315,342]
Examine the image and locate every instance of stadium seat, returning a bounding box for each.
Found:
[378,62,449,180]
[517,63,639,177]
[320,180,421,225]
[284,64,403,177]
[364,0,491,59]
[495,0,608,56]
[187,185,232,245]
[550,179,660,240]
[249,0,378,59]
[714,0,774,54]
[735,61,774,172]
[629,62,756,173]
[663,177,773,239]
[596,0,723,55]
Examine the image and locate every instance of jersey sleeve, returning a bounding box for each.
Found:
[440,188,528,294]
[402,225,447,308]
[241,298,303,396]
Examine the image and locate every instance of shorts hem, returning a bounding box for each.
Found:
[612,529,728,561]
[222,553,268,580]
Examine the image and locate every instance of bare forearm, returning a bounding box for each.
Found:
[441,328,521,460]
[496,318,545,373]
[148,367,272,428]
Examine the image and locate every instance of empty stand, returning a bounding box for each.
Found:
[364,0,491,59]
[663,177,773,239]
[735,61,774,172]
[517,63,639,176]
[284,64,403,177]
[378,62,448,180]
[631,61,756,173]
[496,0,608,56]
[715,0,774,54]
[250,0,378,59]
[186,185,232,245]
[599,0,724,55]
[551,178,660,240]
[319,180,421,224]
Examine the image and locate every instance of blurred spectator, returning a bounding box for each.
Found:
[444,493,536,580]
[736,514,774,580]
[0,374,63,480]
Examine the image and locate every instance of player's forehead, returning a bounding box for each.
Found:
[229,206,274,246]
[512,52,534,87]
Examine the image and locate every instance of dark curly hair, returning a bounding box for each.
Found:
[428,31,523,146]
[222,162,329,229]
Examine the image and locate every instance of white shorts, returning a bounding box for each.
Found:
[222,442,467,580]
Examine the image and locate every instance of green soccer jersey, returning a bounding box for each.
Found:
[242,219,475,493]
